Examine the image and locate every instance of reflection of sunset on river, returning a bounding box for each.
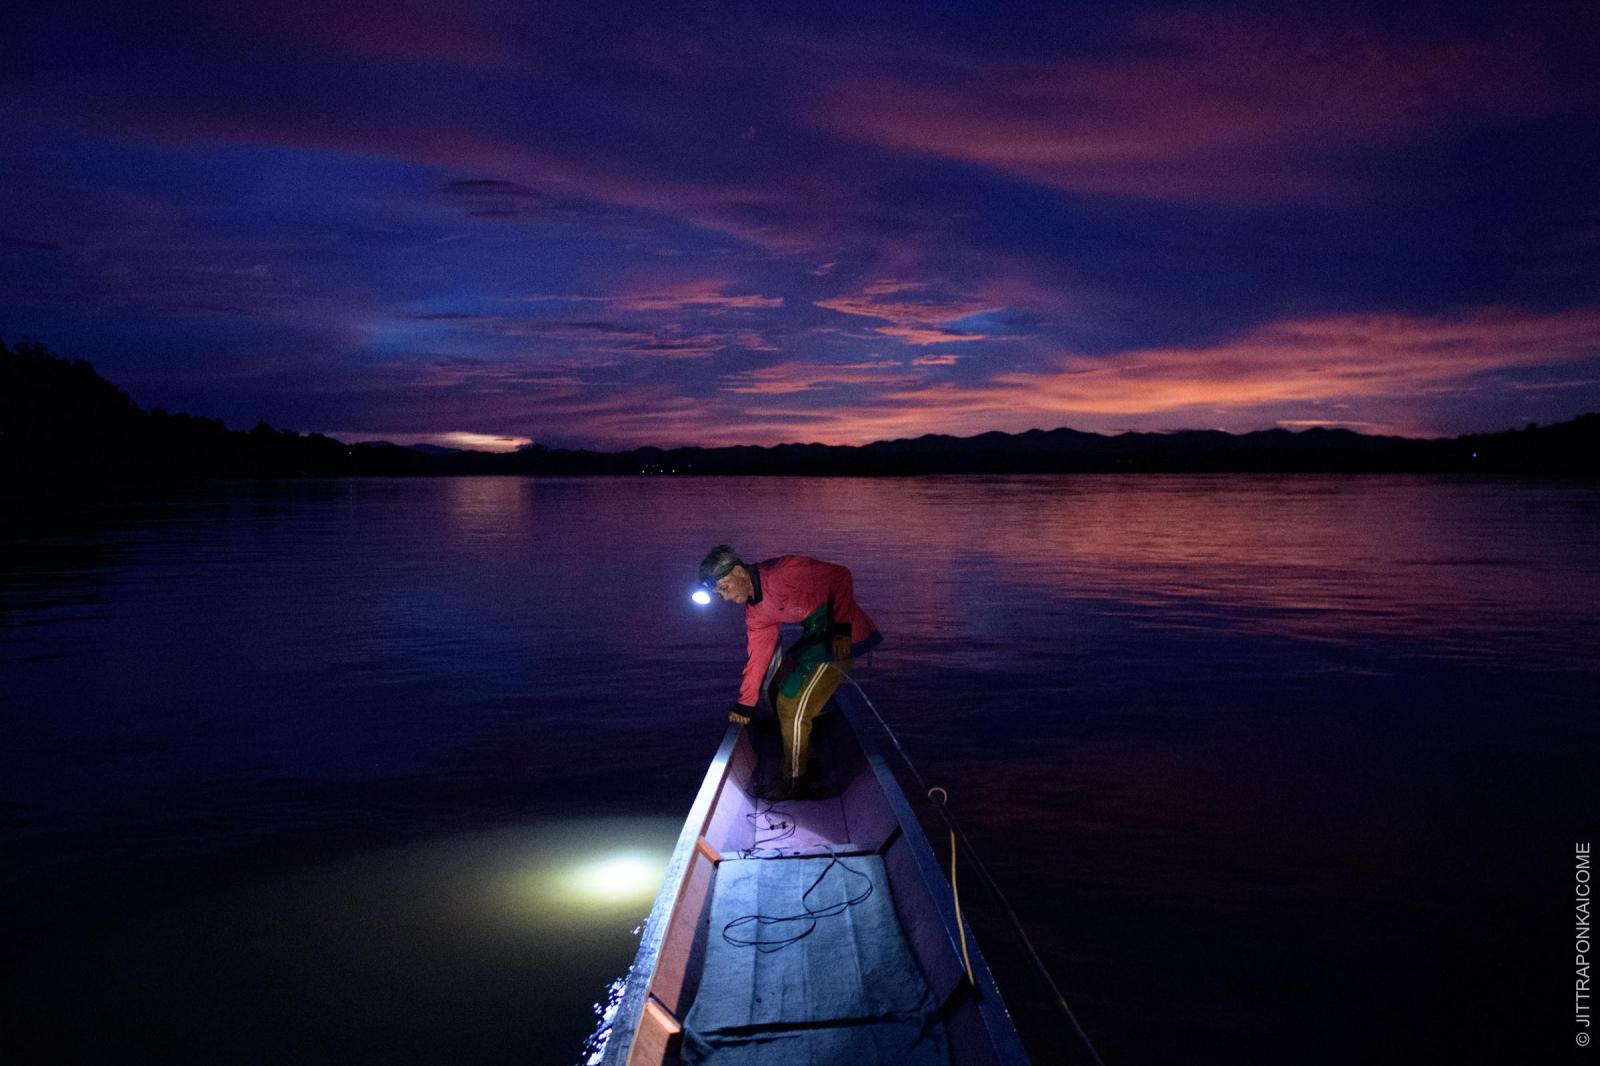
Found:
[800,476,1597,661]
[406,471,1595,665]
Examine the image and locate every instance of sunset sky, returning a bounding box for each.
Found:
[4,0,1598,450]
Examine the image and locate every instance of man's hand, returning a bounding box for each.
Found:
[728,703,755,725]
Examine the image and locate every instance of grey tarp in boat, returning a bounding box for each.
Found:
[681,854,950,1065]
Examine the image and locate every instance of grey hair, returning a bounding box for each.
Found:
[698,544,742,587]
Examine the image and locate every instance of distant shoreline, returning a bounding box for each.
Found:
[5,339,1598,480]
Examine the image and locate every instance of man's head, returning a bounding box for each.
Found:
[698,544,754,604]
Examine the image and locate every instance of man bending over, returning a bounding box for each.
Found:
[697,544,883,798]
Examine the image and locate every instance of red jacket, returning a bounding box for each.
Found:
[739,555,879,707]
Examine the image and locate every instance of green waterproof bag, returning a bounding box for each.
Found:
[775,603,835,699]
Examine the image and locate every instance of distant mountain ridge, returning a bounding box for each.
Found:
[520,418,1599,475]
[4,339,1597,479]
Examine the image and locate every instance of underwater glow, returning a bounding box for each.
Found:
[483,818,677,921]
[691,589,712,606]
[552,853,664,909]
[575,855,658,900]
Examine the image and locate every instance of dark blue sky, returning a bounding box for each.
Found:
[4,0,1598,448]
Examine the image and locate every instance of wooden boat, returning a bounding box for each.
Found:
[599,682,1032,1065]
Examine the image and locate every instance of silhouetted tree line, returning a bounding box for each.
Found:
[3,338,1597,481]
[3,339,346,479]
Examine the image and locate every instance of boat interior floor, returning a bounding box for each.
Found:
[679,711,952,1064]
[738,711,856,856]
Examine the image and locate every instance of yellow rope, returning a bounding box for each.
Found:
[844,675,1108,1065]
[928,786,975,986]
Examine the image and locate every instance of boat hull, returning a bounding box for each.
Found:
[598,684,1031,1065]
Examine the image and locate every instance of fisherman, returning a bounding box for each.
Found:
[697,545,883,799]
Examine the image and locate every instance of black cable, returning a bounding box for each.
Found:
[721,851,875,953]
[738,798,797,859]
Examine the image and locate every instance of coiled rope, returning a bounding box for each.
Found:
[834,669,1109,1066]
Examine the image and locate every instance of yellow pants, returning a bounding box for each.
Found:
[773,657,849,780]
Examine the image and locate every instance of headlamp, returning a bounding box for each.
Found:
[691,589,712,606]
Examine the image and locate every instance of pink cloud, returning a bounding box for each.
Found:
[606,280,784,314]
[391,311,726,360]
[513,279,783,315]
[403,358,589,390]
[816,279,993,324]
[813,12,1557,203]
[692,307,1600,445]
[733,330,781,352]
[695,399,974,446]
[988,308,1600,414]
[390,277,793,362]
[720,359,912,395]
[1274,419,1383,429]
[1509,377,1600,391]
[348,306,1600,448]
[815,278,995,345]
[873,325,987,345]
[526,386,726,449]
[330,368,725,450]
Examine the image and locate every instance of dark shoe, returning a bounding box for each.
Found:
[798,759,837,797]
[754,776,801,802]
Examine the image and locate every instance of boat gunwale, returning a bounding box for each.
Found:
[835,685,1033,1064]
[598,722,743,1066]
[599,693,1033,1065]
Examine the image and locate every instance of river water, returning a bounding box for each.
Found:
[2,475,1596,1064]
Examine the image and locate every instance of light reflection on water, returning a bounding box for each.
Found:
[837,475,1598,664]
[15,816,676,1064]
[2,475,1597,1064]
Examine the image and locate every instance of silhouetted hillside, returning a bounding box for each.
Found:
[3,339,348,478]
[502,418,1599,475]
[4,339,1597,480]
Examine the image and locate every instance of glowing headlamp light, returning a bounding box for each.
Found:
[691,588,712,605]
